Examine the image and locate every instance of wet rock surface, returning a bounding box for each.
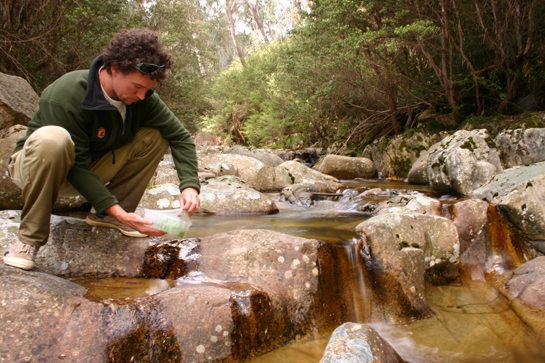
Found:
[499,256,545,343]
[470,162,545,245]
[320,322,406,363]
[356,213,460,322]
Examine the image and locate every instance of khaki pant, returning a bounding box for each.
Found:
[9,126,169,247]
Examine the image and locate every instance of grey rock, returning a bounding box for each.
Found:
[496,128,545,168]
[320,322,406,363]
[199,175,279,214]
[224,145,285,166]
[0,72,39,129]
[471,161,545,241]
[427,129,502,195]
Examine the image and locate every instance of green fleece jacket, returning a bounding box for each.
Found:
[13,56,200,214]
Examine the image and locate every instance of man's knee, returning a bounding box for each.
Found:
[134,127,169,153]
[26,126,75,161]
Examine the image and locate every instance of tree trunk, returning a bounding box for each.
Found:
[246,0,269,43]
[225,0,246,66]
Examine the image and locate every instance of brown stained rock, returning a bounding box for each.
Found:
[320,322,406,363]
[317,154,377,180]
[452,199,490,282]
[156,282,291,363]
[195,229,353,335]
[356,213,460,323]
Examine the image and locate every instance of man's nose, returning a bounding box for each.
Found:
[137,89,147,100]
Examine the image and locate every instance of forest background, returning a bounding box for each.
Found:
[2,0,545,153]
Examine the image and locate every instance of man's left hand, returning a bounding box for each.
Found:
[180,187,200,216]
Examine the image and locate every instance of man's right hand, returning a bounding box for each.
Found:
[105,204,166,236]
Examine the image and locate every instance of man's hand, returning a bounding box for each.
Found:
[105,204,166,236]
[180,187,200,216]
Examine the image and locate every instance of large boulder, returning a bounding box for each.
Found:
[0,125,90,211]
[199,176,279,214]
[470,161,545,243]
[316,155,377,180]
[199,153,292,191]
[363,131,445,179]
[0,72,39,129]
[427,129,503,195]
[356,213,460,322]
[407,143,442,185]
[280,160,340,184]
[495,128,545,169]
[320,322,406,363]
[224,145,285,167]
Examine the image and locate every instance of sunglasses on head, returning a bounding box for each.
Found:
[131,62,166,75]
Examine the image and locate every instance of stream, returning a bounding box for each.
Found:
[72,180,545,363]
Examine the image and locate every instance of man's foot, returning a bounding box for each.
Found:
[86,213,148,238]
[3,239,39,270]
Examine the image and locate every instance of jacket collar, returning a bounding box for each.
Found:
[81,55,155,111]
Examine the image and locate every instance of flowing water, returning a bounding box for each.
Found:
[73,180,545,363]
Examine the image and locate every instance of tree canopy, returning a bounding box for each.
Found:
[2,0,545,148]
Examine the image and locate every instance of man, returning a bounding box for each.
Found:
[3,28,200,271]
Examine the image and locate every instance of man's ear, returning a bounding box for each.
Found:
[110,65,120,75]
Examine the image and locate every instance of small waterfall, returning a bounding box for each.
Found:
[343,237,370,323]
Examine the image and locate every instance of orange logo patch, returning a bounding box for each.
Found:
[97,127,106,138]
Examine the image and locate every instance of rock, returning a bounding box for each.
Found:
[199,153,292,191]
[320,322,406,363]
[199,176,279,214]
[374,195,442,216]
[140,183,183,209]
[0,72,39,129]
[499,256,545,343]
[280,160,340,184]
[192,229,352,335]
[407,143,442,185]
[0,125,90,211]
[224,145,285,166]
[151,159,179,185]
[281,181,343,207]
[495,128,545,168]
[0,265,111,362]
[356,213,460,322]
[363,132,445,179]
[1,216,151,277]
[452,199,490,282]
[427,129,502,195]
[470,161,545,241]
[316,155,377,180]
[0,125,28,209]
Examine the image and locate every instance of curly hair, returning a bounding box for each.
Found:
[101,28,173,81]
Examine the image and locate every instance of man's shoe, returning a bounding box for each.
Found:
[86,213,148,238]
[3,239,39,270]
